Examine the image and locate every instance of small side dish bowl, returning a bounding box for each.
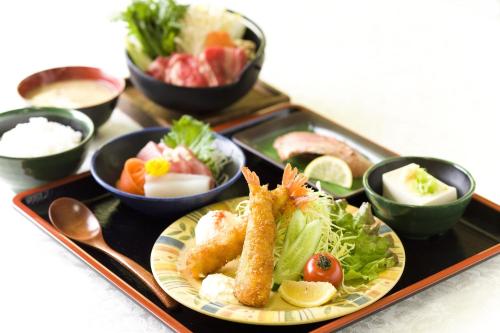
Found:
[363,156,475,239]
[0,107,94,192]
[127,12,265,113]
[18,66,125,129]
[90,127,245,217]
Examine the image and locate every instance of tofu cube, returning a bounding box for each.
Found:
[382,163,457,206]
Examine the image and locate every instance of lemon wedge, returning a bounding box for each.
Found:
[278,280,337,308]
[304,156,353,188]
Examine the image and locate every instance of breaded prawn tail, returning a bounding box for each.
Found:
[272,163,314,216]
[186,218,247,278]
[234,167,275,307]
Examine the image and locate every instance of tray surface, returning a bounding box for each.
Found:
[14,150,499,332]
[233,108,397,198]
[150,197,405,326]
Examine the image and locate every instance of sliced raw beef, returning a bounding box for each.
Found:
[146,47,248,87]
[147,56,170,81]
[164,54,208,87]
[148,54,208,87]
[199,47,248,86]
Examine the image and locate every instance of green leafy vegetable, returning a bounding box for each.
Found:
[126,38,153,71]
[163,115,229,181]
[118,0,187,59]
[331,201,397,284]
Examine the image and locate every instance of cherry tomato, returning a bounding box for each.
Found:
[303,253,343,288]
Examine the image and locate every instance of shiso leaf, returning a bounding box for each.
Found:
[163,115,229,182]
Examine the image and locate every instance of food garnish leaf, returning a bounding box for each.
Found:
[118,0,187,59]
[163,115,229,181]
[332,202,397,284]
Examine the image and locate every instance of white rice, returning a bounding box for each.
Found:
[0,117,82,158]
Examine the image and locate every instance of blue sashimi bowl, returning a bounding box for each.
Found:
[90,127,245,217]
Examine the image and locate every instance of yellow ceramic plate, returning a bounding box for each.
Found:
[151,197,405,326]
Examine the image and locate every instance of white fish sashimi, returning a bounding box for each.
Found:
[144,173,211,198]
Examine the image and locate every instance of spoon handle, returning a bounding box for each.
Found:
[101,245,177,309]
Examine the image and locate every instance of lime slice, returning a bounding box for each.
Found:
[278,280,337,308]
[304,156,353,188]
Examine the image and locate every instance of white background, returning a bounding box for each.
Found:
[0,1,499,332]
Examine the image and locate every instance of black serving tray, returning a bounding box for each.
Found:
[13,105,499,333]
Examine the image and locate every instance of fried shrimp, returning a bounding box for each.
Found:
[186,164,314,307]
[272,163,314,219]
[234,167,276,307]
[186,216,247,278]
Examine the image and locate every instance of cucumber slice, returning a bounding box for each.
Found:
[282,210,306,254]
[273,220,322,285]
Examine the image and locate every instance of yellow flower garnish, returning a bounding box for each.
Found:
[145,158,170,176]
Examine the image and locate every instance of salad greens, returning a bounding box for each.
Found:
[163,115,229,182]
[331,200,397,283]
[119,0,187,59]
[272,191,397,286]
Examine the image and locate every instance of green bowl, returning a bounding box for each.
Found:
[0,107,94,192]
[363,156,475,239]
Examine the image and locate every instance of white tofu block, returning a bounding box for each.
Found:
[382,163,457,206]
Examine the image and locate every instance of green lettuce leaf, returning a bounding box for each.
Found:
[118,0,187,59]
[331,200,398,284]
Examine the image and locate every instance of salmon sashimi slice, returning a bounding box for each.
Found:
[273,131,372,178]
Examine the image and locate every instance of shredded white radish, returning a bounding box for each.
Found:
[176,4,246,55]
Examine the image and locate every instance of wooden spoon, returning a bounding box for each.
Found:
[48,197,176,309]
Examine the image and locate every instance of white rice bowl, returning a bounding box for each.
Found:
[0,117,82,158]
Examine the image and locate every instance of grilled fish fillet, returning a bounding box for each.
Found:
[273,131,372,177]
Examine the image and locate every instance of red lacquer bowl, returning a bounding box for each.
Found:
[18,66,125,129]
